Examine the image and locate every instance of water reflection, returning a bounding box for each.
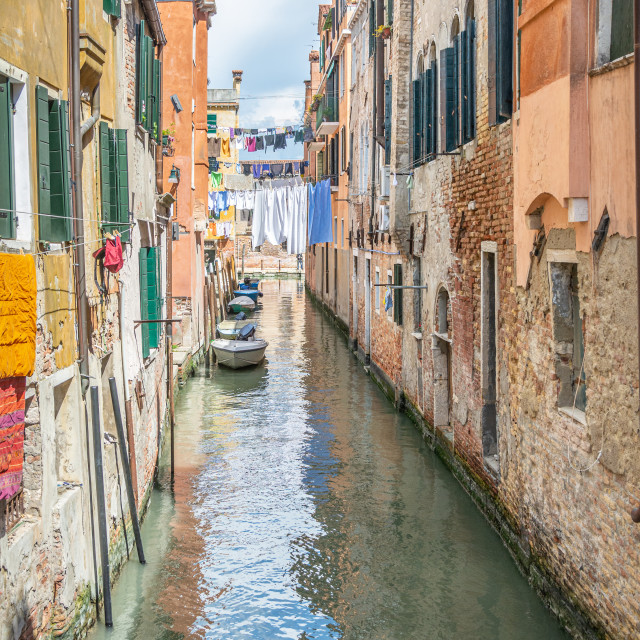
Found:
[89,279,566,640]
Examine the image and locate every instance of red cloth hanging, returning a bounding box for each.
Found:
[104,236,124,273]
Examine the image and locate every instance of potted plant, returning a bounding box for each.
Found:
[162,123,176,157]
[310,94,323,112]
[376,24,392,39]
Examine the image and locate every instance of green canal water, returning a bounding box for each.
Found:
[89,279,567,640]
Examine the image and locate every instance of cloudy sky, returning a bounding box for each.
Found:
[208,0,321,160]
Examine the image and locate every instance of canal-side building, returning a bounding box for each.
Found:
[507,0,640,635]
[0,0,170,637]
[305,2,354,330]
[159,0,215,355]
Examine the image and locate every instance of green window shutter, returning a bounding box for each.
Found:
[412,78,421,163]
[207,114,217,134]
[429,63,438,156]
[114,129,130,242]
[424,69,432,158]
[136,21,147,127]
[47,100,73,242]
[99,121,112,225]
[369,1,376,56]
[388,0,393,24]
[35,86,51,242]
[384,77,392,165]
[156,246,163,339]
[466,20,476,141]
[454,35,461,147]
[146,247,159,349]
[461,30,469,144]
[0,78,15,239]
[103,0,121,18]
[444,47,457,152]
[420,70,428,159]
[154,59,162,142]
[146,36,155,134]
[488,0,498,125]
[394,264,403,325]
[497,0,513,121]
[139,248,150,359]
[611,0,633,60]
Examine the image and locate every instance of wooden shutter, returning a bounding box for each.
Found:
[429,62,437,156]
[461,30,468,143]
[35,86,51,242]
[156,245,163,333]
[369,1,376,56]
[466,20,476,140]
[497,0,513,121]
[103,0,121,17]
[0,78,15,238]
[488,0,498,125]
[420,70,428,160]
[412,78,421,163]
[394,263,403,325]
[100,121,112,225]
[146,36,155,134]
[611,0,633,59]
[115,129,130,242]
[146,247,159,349]
[136,21,147,127]
[207,114,217,134]
[388,0,394,23]
[48,100,73,242]
[139,249,150,359]
[153,58,161,141]
[439,53,447,152]
[384,77,392,165]
[454,35,461,147]
[444,48,457,152]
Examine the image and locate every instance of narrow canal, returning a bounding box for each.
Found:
[90,279,567,640]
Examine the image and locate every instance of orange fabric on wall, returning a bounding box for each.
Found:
[221,137,230,158]
[0,255,37,378]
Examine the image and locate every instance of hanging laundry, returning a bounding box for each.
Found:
[252,189,266,249]
[252,164,262,179]
[246,137,256,152]
[230,128,235,139]
[294,162,300,174]
[255,136,265,151]
[385,287,393,312]
[208,136,221,157]
[274,133,287,150]
[208,191,215,211]
[221,137,231,157]
[265,134,275,148]
[262,164,270,176]
[234,136,244,150]
[210,172,222,189]
[243,163,252,176]
[210,159,219,172]
[244,190,256,209]
[304,126,314,142]
[284,163,293,176]
[0,377,26,501]
[286,185,308,255]
[294,129,304,143]
[308,179,333,246]
[104,235,124,274]
[228,192,237,207]
[271,164,284,177]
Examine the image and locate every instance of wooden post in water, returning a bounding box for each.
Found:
[204,275,210,367]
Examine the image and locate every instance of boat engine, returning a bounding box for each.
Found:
[237,324,256,341]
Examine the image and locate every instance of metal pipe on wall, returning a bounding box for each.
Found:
[70,0,90,396]
[634,0,640,523]
[90,386,113,627]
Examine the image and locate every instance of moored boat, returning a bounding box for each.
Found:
[233,289,262,303]
[228,296,256,314]
[213,324,268,369]
[217,319,253,340]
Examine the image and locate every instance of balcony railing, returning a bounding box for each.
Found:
[1,491,24,536]
[315,96,338,130]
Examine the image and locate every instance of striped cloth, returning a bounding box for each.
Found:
[0,377,26,501]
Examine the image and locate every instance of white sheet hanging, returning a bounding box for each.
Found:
[251,190,266,249]
[286,185,308,255]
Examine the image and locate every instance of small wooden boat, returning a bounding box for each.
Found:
[228,296,256,314]
[217,319,253,340]
[233,289,262,303]
[213,325,268,369]
[239,281,260,291]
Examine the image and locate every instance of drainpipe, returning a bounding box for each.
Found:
[633,0,640,523]
[81,83,100,138]
[70,0,90,396]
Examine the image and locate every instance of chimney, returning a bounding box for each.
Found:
[232,70,243,95]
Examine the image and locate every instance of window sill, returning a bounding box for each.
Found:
[432,331,451,343]
[411,332,423,340]
[558,406,587,426]
[590,52,634,77]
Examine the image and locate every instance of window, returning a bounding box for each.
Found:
[0,77,16,239]
[375,269,380,311]
[99,122,131,241]
[341,219,344,248]
[597,0,633,64]
[207,113,217,134]
[320,37,326,72]
[139,247,163,359]
[387,0,394,23]
[413,257,422,331]
[35,86,73,242]
[444,19,460,152]
[393,263,403,325]
[369,1,376,57]
[341,126,347,172]
[461,16,476,143]
[384,76,392,164]
[103,0,121,17]
[193,19,196,64]
[340,54,345,98]
[387,272,393,316]
[136,20,162,140]
[334,217,338,247]
[488,0,513,125]
[413,53,437,164]
[550,262,586,413]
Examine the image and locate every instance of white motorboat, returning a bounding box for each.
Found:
[212,338,268,369]
[217,319,254,340]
